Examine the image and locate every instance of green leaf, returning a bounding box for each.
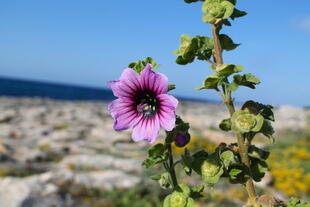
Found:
[142,156,164,169]
[219,34,240,51]
[233,73,260,89]
[168,84,176,92]
[176,184,191,197]
[181,148,193,175]
[227,81,239,91]
[148,143,165,157]
[242,101,274,121]
[220,150,236,168]
[163,195,172,207]
[128,57,160,74]
[230,8,247,20]
[288,198,310,207]
[251,114,264,132]
[219,118,231,131]
[250,159,268,182]
[151,172,172,189]
[174,35,197,65]
[222,19,232,26]
[196,74,221,90]
[228,168,242,179]
[174,34,192,56]
[201,153,224,185]
[192,185,204,193]
[260,120,275,142]
[221,1,234,19]
[186,198,195,207]
[176,55,195,65]
[191,149,209,175]
[248,145,270,161]
[216,64,243,76]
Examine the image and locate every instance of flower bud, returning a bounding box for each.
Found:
[231,110,264,133]
[175,132,190,148]
[201,159,221,177]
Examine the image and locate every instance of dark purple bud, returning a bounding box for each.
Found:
[175,132,189,147]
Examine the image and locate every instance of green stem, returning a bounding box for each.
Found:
[211,23,257,203]
[167,144,178,188]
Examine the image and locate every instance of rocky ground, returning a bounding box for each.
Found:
[0,97,309,207]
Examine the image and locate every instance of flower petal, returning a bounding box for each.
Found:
[157,94,178,131]
[132,116,160,143]
[140,64,168,94]
[108,80,135,98]
[108,98,141,131]
[108,68,141,98]
[119,68,141,92]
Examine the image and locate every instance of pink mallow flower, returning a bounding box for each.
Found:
[108,64,178,143]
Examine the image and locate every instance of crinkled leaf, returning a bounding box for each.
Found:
[186,198,195,207]
[181,148,193,175]
[148,143,165,157]
[150,172,172,189]
[219,118,231,131]
[233,73,260,89]
[142,156,165,169]
[288,198,310,207]
[242,101,274,121]
[163,195,172,207]
[174,34,192,56]
[248,145,270,161]
[191,149,209,175]
[219,34,240,51]
[251,114,264,132]
[190,185,204,199]
[250,159,268,182]
[227,81,239,91]
[176,184,191,197]
[220,150,236,168]
[216,64,243,76]
[201,153,224,185]
[196,74,221,90]
[260,120,275,142]
[221,1,234,19]
[176,55,195,65]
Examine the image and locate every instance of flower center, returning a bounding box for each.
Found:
[135,91,159,118]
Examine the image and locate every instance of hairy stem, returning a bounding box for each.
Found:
[211,23,257,202]
[167,144,178,188]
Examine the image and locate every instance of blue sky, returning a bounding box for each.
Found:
[0,0,310,106]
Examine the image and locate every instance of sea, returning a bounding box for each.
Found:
[0,77,115,101]
[0,76,211,103]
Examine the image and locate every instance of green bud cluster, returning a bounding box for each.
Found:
[128,57,160,74]
[202,0,234,24]
[163,184,198,207]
